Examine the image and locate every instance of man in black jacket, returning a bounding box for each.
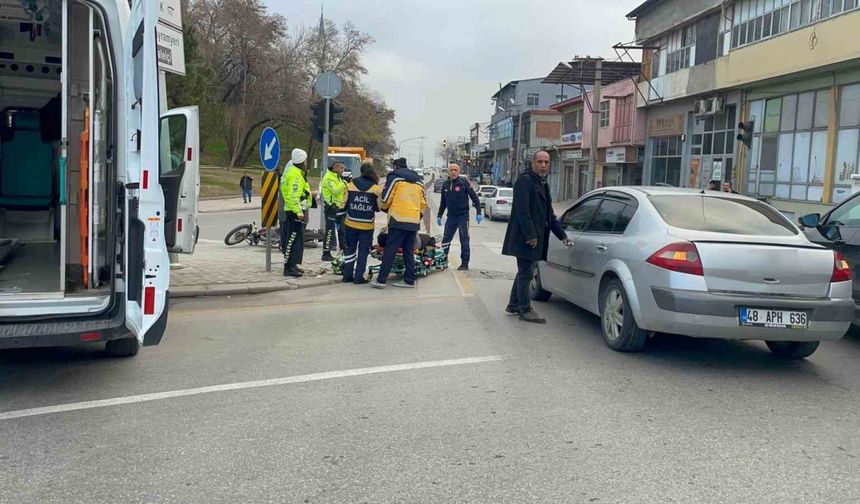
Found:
[502,151,570,323]
[437,163,481,270]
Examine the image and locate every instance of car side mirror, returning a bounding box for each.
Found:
[822,224,844,243]
[798,213,821,229]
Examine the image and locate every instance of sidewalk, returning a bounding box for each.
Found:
[170,239,337,298]
[199,196,257,214]
[173,177,439,299]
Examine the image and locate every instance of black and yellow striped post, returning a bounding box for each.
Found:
[261,171,279,271]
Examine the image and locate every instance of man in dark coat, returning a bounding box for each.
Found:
[502,150,570,323]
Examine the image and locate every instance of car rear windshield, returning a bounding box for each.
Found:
[649,195,798,236]
[480,187,496,194]
[498,189,513,198]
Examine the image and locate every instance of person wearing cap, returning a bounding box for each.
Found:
[321,161,348,262]
[281,148,311,277]
[372,158,426,289]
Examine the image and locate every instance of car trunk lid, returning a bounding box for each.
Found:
[693,241,833,297]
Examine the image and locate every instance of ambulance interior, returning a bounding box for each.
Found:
[0,0,113,312]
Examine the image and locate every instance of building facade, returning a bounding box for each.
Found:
[629,0,860,217]
[488,78,571,185]
[550,77,646,201]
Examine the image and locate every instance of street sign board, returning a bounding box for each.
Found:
[156,23,186,75]
[260,171,279,229]
[314,72,342,99]
[159,0,183,29]
[259,127,280,172]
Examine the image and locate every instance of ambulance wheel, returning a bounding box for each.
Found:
[105,337,140,357]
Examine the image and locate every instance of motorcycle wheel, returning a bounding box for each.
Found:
[225,224,253,246]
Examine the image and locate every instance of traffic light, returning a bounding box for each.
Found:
[310,100,326,141]
[736,120,754,148]
[328,100,345,130]
[442,139,447,149]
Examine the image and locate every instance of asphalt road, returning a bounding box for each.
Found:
[3,192,860,503]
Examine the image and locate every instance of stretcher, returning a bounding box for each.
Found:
[330,232,449,279]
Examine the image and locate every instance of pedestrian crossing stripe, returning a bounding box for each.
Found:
[261,171,279,228]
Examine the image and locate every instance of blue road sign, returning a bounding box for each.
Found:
[259,127,280,172]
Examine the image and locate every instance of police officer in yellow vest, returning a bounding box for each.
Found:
[281,148,311,277]
[321,161,348,262]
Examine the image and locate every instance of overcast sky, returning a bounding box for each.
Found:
[268,0,644,167]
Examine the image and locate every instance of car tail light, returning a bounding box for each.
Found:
[832,251,852,283]
[646,242,703,276]
[497,199,508,205]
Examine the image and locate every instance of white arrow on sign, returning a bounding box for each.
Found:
[264,137,277,161]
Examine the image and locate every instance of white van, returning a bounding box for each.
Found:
[0,0,198,356]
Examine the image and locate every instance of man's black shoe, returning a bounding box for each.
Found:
[342,277,353,283]
[294,265,305,273]
[284,265,303,278]
[354,278,368,285]
[519,309,546,324]
[457,264,469,271]
[505,305,518,315]
[321,252,334,262]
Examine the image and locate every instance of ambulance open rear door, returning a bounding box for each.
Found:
[123,0,169,346]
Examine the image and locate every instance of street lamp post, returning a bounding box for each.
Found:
[397,136,426,167]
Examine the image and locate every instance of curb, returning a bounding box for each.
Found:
[171,276,340,299]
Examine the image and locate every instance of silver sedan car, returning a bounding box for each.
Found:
[531,187,854,359]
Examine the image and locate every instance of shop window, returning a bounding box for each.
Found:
[650,136,683,186]
[747,89,831,202]
[833,83,860,202]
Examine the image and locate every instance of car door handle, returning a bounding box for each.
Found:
[596,245,608,252]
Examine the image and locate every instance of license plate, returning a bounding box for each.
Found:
[739,308,808,329]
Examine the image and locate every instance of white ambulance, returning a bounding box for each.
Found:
[0,0,198,356]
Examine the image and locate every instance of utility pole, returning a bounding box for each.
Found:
[320,97,330,232]
[588,59,602,192]
[514,108,524,183]
[418,137,424,169]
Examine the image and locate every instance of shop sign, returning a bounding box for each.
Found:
[606,147,626,163]
[563,150,583,161]
[648,114,685,137]
[561,131,583,144]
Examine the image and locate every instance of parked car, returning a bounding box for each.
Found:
[485,187,513,221]
[433,177,445,193]
[531,187,853,359]
[477,185,498,208]
[799,192,860,325]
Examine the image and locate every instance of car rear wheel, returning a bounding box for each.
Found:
[765,340,820,359]
[599,279,647,352]
[529,264,551,302]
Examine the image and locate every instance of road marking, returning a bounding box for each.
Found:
[0,356,507,421]
[452,270,475,297]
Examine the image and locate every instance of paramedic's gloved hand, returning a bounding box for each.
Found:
[436,217,443,227]
[476,214,483,224]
